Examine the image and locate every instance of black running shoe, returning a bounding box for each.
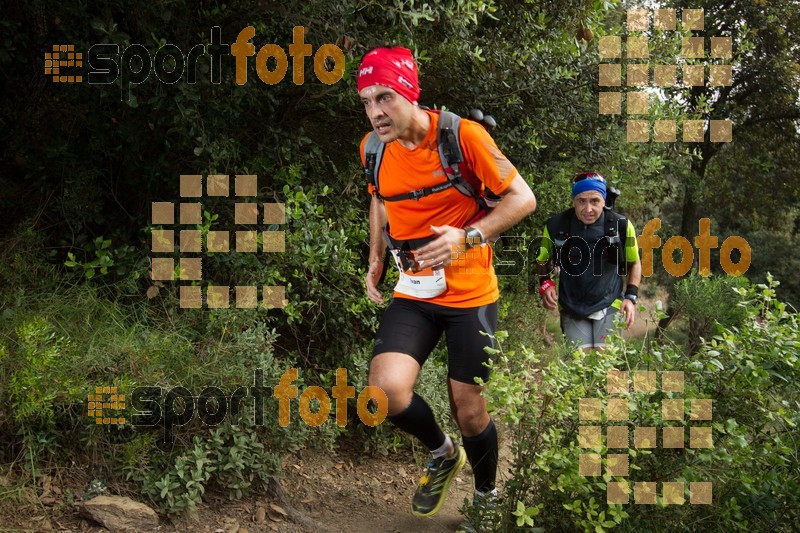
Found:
[411,441,467,517]
[456,489,499,533]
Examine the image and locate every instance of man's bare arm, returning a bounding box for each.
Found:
[469,174,536,240]
[369,195,388,264]
[365,195,388,304]
[626,259,642,289]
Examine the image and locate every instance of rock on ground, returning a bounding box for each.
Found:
[82,495,159,531]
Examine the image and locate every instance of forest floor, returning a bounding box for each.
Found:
[0,294,662,532]
[0,443,498,532]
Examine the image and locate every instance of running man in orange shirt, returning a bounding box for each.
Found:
[357,47,536,524]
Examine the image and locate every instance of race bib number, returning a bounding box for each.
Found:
[390,249,447,299]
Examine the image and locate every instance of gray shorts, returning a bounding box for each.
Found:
[560,307,619,350]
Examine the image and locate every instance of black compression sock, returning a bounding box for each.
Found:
[387,393,446,451]
[462,418,498,493]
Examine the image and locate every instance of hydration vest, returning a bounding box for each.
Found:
[546,207,630,318]
[362,109,499,272]
[547,207,629,276]
[362,109,498,212]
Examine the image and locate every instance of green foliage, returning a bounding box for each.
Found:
[1,0,798,523]
[64,237,140,282]
[671,272,749,351]
[484,276,799,531]
[135,421,281,515]
[0,281,317,511]
[641,0,800,315]
[1,318,74,424]
[736,224,800,308]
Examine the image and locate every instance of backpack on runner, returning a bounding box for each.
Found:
[362,109,500,218]
[546,185,629,277]
[361,109,501,282]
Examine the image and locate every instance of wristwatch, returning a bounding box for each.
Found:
[624,293,638,304]
[464,227,485,249]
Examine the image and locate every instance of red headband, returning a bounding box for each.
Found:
[357,47,420,105]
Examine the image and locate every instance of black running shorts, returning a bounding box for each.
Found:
[371,298,499,384]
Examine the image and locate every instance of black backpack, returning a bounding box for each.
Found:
[362,109,500,277]
[362,109,500,211]
[546,206,629,276]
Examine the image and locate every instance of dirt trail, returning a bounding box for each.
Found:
[273,445,479,533]
[1,443,482,532]
[1,294,666,532]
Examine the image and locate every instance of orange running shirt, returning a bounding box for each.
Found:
[361,110,518,307]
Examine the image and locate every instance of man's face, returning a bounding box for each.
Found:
[573,191,605,224]
[358,85,415,143]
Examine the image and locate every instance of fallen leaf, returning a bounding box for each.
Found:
[253,507,266,524]
[269,503,288,516]
[146,286,160,299]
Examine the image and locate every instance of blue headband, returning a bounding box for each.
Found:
[572,178,606,200]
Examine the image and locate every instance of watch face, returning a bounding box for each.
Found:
[465,228,483,248]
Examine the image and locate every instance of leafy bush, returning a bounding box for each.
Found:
[671,272,749,352]
[133,420,281,515]
[0,280,324,513]
[483,275,799,532]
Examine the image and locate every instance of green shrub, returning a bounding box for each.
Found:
[133,419,281,515]
[483,275,799,532]
[0,282,314,512]
[671,272,749,351]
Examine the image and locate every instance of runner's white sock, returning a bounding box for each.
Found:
[474,487,498,500]
[431,435,454,459]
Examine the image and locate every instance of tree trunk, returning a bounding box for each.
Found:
[656,154,704,333]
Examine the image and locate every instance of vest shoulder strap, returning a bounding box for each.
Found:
[603,207,629,275]
[363,130,384,193]
[436,111,479,199]
[603,208,627,242]
[547,209,574,248]
[361,110,485,203]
